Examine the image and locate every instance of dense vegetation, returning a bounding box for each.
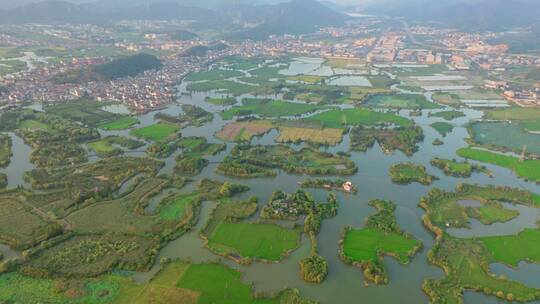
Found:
[0,133,12,167]
[389,162,438,185]
[420,184,540,303]
[53,53,162,83]
[350,125,423,156]
[218,145,357,178]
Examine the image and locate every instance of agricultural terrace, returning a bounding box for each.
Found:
[419,184,540,230]
[218,145,357,178]
[430,157,490,178]
[363,94,440,109]
[350,125,423,156]
[430,122,454,137]
[215,120,273,142]
[130,123,181,142]
[220,99,321,120]
[457,147,540,183]
[340,200,422,285]
[0,133,12,167]
[307,108,413,129]
[389,162,438,185]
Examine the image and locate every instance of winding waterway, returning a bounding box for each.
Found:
[1,62,540,304]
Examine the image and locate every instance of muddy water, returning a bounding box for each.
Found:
[1,76,540,304]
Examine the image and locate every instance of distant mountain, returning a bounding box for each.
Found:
[0,0,346,33]
[368,0,540,31]
[0,0,101,24]
[232,0,347,40]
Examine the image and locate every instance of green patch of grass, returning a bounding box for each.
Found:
[159,193,199,221]
[307,108,412,129]
[221,100,320,120]
[208,222,301,261]
[343,228,420,263]
[467,203,519,225]
[98,117,139,130]
[430,122,454,137]
[19,119,51,131]
[485,107,540,121]
[479,229,540,267]
[177,263,278,304]
[457,147,540,182]
[88,140,122,157]
[340,200,422,284]
[430,110,465,121]
[363,94,440,109]
[186,69,244,82]
[130,123,180,142]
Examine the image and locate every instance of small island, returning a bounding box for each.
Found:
[431,157,491,178]
[389,162,438,185]
[339,200,422,285]
[299,178,357,194]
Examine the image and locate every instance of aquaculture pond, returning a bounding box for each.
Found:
[470,121,540,156]
[1,60,540,304]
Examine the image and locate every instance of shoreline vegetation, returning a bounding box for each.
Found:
[420,183,540,303]
[457,147,540,183]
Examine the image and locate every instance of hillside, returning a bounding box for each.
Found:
[232,0,346,40]
[368,0,540,31]
[53,53,162,84]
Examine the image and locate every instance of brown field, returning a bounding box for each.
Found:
[215,120,273,142]
[276,126,344,145]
